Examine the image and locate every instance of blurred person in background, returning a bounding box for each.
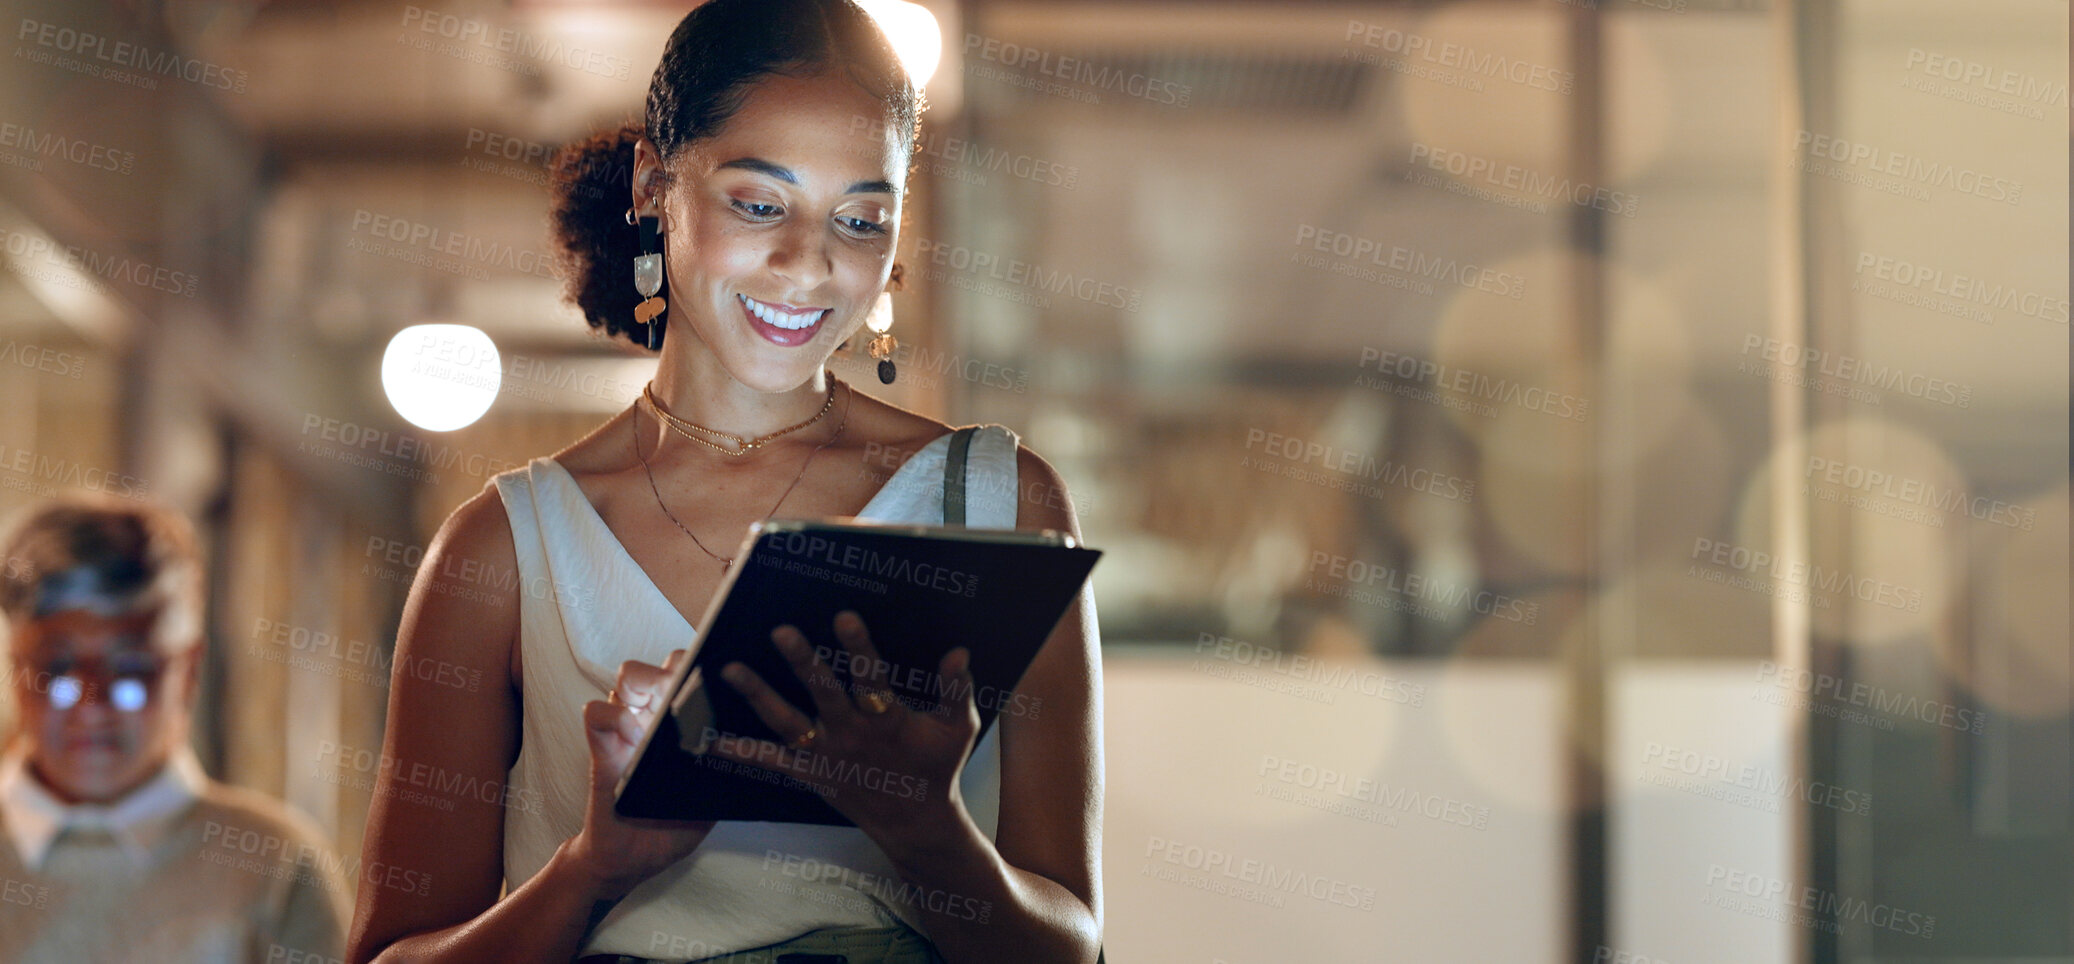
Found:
[347,1,1101,962]
[0,496,350,962]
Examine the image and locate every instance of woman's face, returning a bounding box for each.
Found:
[638,69,908,393]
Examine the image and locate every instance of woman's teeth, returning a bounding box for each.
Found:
[739,294,826,330]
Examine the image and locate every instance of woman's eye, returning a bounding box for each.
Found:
[839,216,889,236]
[731,200,782,220]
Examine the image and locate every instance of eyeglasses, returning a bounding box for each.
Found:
[26,654,169,712]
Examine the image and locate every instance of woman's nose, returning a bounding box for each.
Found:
[766,222,832,291]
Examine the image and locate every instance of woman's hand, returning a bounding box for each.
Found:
[712,611,982,852]
[569,649,718,900]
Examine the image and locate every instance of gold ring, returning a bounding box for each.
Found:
[788,726,819,750]
[606,689,622,706]
[857,689,896,715]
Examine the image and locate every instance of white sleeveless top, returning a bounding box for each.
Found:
[492,425,1020,959]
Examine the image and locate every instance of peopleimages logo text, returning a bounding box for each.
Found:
[963,34,1191,106]
[16,18,249,91]
[765,532,979,598]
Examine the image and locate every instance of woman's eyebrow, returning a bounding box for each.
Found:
[717,156,896,195]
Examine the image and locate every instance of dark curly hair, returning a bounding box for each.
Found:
[548,0,922,350]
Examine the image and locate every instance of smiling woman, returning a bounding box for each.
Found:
[344,3,1103,964]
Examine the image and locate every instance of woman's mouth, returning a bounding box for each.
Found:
[738,293,829,347]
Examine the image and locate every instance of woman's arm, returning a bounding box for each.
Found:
[347,487,712,963]
[881,445,1103,964]
[345,486,596,963]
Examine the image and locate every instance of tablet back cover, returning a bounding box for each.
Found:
[615,520,1099,824]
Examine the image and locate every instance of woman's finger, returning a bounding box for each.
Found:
[719,660,818,743]
[935,646,981,732]
[832,610,894,693]
[832,611,906,720]
[614,659,669,711]
[584,700,643,787]
[771,624,859,725]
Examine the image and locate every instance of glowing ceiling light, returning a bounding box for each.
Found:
[858,0,941,86]
[381,324,501,432]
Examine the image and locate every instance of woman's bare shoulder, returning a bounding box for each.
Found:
[434,483,517,575]
[430,406,629,560]
[542,407,640,480]
[1010,442,1080,535]
[838,382,957,453]
[413,409,634,634]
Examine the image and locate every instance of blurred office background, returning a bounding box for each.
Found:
[0,0,2064,960]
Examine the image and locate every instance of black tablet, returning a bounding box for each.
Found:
[613,517,1100,824]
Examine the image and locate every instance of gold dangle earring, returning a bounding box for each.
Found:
[866,263,901,383]
[866,295,898,384]
[630,208,667,350]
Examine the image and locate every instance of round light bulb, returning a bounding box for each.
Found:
[381,324,501,432]
[857,0,941,86]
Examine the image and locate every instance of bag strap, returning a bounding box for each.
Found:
[941,425,978,527]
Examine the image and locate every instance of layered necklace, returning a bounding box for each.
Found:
[642,380,836,456]
[633,376,851,570]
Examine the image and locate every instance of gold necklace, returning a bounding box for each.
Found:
[641,381,836,457]
[633,376,851,571]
